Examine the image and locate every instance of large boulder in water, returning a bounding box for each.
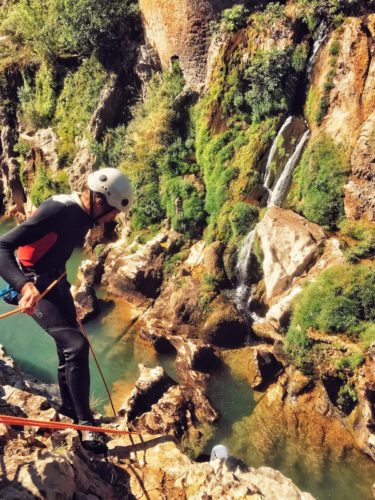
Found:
[201,294,248,347]
[256,207,326,301]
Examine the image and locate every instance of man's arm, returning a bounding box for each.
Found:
[0,199,64,291]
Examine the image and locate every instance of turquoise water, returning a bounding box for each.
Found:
[0,217,176,412]
[1,218,374,499]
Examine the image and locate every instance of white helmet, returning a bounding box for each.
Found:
[87,168,133,213]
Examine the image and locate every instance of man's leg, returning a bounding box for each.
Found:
[47,326,91,422]
[31,281,92,421]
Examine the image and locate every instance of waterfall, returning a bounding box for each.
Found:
[263,116,293,190]
[234,229,256,313]
[307,24,328,79]
[267,129,310,207]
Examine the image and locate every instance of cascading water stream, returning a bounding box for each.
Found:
[267,129,310,207]
[263,116,293,192]
[307,24,328,79]
[233,24,327,318]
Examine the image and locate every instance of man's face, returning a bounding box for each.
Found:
[95,207,120,224]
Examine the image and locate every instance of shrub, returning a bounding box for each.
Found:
[54,55,108,166]
[340,220,375,263]
[30,167,69,206]
[0,0,137,62]
[120,64,185,178]
[254,2,287,28]
[335,353,364,372]
[161,176,205,237]
[220,5,249,33]
[131,168,165,230]
[18,64,56,128]
[229,202,259,238]
[286,264,375,362]
[243,45,308,122]
[90,125,128,170]
[288,135,350,229]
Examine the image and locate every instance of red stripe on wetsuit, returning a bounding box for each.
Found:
[17,232,58,267]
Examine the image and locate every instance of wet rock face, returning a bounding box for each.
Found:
[256,207,326,301]
[0,341,316,499]
[120,339,219,441]
[119,364,176,422]
[344,110,375,222]
[202,294,248,347]
[142,239,243,344]
[247,346,284,390]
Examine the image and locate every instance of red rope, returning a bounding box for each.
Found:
[0,414,139,435]
[76,316,117,417]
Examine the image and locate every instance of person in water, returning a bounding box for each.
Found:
[0,168,133,453]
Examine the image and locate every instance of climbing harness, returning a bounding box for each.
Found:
[0,272,67,320]
[0,414,140,436]
[0,284,18,304]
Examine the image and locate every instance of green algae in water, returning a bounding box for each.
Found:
[205,348,375,500]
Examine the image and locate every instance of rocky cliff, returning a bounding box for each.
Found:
[0,345,314,499]
[0,0,375,498]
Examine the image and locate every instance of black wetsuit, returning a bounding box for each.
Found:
[0,194,93,421]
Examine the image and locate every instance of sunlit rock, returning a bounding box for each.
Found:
[256,207,326,301]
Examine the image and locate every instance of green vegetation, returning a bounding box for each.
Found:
[119,63,187,231]
[340,220,375,263]
[315,39,340,125]
[294,0,372,31]
[0,0,137,63]
[286,264,375,367]
[287,135,350,229]
[161,177,205,238]
[336,383,358,414]
[335,353,364,373]
[252,2,287,28]
[54,55,108,165]
[220,5,249,33]
[29,167,69,206]
[18,64,57,128]
[243,45,308,122]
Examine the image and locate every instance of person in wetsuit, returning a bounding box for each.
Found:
[0,168,133,453]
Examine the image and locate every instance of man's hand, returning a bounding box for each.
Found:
[19,282,40,315]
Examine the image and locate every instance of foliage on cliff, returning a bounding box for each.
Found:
[0,0,137,63]
[287,135,350,229]
[286,264,375,367]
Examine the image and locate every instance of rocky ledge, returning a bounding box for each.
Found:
[0,345,315,499]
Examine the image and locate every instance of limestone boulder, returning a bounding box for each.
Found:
[67,138,96,191]
[0,344,25,389]
[20,128,59,171]
[252,237,346,336]
[103,230,180,300]
[119,364,176,423]
[202,294,248,347]
[143,240,232,341]
[247,346,284,390]
[256,207,326,301]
